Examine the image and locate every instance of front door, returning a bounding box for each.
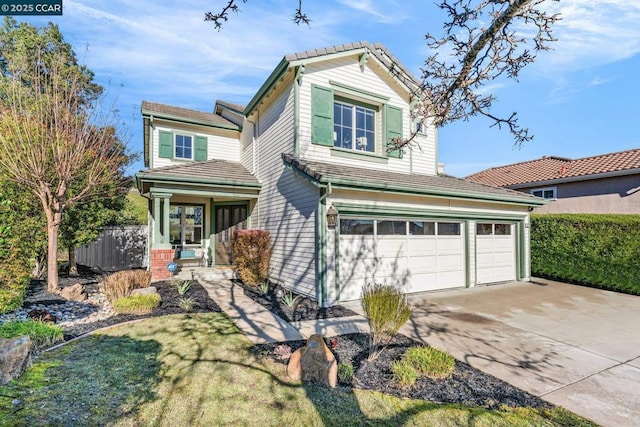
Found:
[215,204,248,265]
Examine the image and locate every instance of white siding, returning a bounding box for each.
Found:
[239,119,255,174]
[253,77,319,298]
[149,121,240,169]
[298,56,437,175]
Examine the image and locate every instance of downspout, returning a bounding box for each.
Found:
[317,182,332,306]
[294,65,305,157]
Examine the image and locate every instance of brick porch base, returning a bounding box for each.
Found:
[150,248,175,281]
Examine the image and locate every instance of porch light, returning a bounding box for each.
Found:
[326,205,338,228]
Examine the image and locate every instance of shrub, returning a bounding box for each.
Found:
[112,294,161,315]
[361,283,412,360]
[337,362,354,384]
[531,214,640,295]
[280,289,300,307]
[403,346,455,379]
[0,320,63,349]
[232,229,271,286]
[391,360,419,389]
[102,270,152,302]
[0,250,30,314]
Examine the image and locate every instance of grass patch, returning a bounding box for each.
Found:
[403,346,455,379]
[0,314,597,426]
[0,320,63,349]
[112,294,160,315]
[391,359,420,388]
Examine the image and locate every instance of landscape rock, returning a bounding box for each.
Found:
[287,334,337,388]
[130,286,158,297]
[27,308,58,323]
[60,283,87,302]
[0,336,33,385]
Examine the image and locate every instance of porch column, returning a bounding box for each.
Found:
[149,191,173,282]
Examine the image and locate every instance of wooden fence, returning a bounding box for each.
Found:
[75,225,147,271]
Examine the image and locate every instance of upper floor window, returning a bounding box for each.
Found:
[175,134,193,159]
[158,130,208,162]
[530,187,557,199]
[333,100,375,153]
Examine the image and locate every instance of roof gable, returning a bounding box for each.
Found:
[244,41,422,116]
[466,149,640,187]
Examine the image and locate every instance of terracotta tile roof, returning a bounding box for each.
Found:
[141,101,239,130]
[138,159,260,187]
[284,41,422,92]
[282,154,542,205]
[466,148,640,187]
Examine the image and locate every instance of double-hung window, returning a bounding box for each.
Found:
[333,100,375,153]
[175,134,193,160]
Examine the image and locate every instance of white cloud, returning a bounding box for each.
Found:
[336,0,407,24]
[537,0,640,73]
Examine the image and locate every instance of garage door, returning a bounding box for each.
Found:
[475,223,516,284]
[338,219,465,301]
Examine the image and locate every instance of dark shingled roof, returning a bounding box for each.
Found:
[141,101,239,130]
[138,159,260,187]
[282,154,542,205]
[466,148,640,187]
[215,100,246,113]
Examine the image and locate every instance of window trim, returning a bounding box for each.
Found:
[333,98,377,153]
[530,186,557,200]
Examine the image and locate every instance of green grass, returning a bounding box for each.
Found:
[112,294,161,314]
[403,346,456,379]
[391,359,420,388]
[0,314,596,426]
[0,320,63,349]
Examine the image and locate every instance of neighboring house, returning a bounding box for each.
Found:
[136,42,544,306]
[466,149,640,214]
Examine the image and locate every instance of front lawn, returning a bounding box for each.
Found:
[0,313,594,426]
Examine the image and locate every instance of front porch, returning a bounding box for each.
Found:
[171,265,236,282]
[136,159,261,280]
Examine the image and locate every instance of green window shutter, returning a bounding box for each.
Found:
[385,105,403,158]
[311,85,334,146]
[159,131,173,159]
[194,135,208,161]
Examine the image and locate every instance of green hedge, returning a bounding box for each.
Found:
[531,214,640,295]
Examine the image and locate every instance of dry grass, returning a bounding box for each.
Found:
[102,270,152,302]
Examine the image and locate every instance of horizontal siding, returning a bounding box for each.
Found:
[150,122,240,169]
[255,78,318,298]
[239,119,255,173]
[298,57,436,175]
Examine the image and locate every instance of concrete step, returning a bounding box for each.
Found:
[173,267,236,282]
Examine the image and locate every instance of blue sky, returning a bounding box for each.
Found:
[17,0,640,177]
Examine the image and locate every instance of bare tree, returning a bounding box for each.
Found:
[0,53,129,292]
[205,0,559,147]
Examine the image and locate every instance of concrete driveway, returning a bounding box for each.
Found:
[402,278,640,427]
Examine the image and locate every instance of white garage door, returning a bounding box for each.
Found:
[475,223,516,284]
[338,219,465,301]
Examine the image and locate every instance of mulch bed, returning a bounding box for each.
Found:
[239,279,551,409]
[236,280,358,321]
[254,333,552,409]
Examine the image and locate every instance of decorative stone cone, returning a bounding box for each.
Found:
[287,334,337,388]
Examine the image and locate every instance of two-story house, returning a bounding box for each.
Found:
[136,42,544,306]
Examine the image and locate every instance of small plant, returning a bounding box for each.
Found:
[280,289,300,307]
[176,280,191,296]
[178,297,196,312]
[102,270,152,303]
[112,294,161,315]
[257,280,270,294]
[361,283,412,360]
[403,346,455,379]
[232,229,271,286]
[391,359,419,388]
[0,320,63,349]
[337,362,354,384]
